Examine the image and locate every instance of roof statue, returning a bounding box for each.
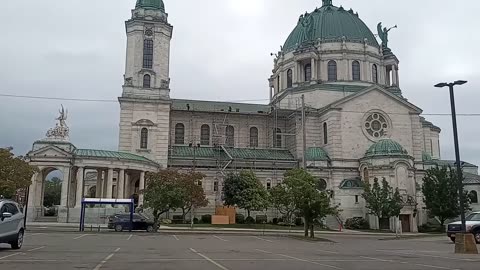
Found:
[45,105,70,141]
[377,22,397,49]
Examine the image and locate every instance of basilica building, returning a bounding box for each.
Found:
[26,0,480,231]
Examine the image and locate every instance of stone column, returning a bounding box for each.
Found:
[106,168,114,199]
[139,171,145,206]
[124,173,130,199]
[27,173,37,207]
[392,66,398,86]
[103,169,108,198]
[75,167,84,207]
[311,58,316,80]
[395,65,400,87]
[95,169,102,198]
[293,61,299,84]
[117,169,125,199]
[60,167,70,207]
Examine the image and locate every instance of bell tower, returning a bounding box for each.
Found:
[118,0,172,167]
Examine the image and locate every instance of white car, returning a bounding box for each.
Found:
[0,199,25,249]
[447,212,480,244]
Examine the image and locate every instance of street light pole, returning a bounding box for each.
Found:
[435,80,467,232]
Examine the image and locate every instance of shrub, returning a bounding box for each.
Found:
[193,218,199,224]
[201,214,212,224]
[160,218,172,224]
[172,215,184,224]
[418,223,443,233]
[245,216,255,224]
[344,217,370,230]
[256,215,267,224]
[272,218,279,225]
[295,217,304,226]
[235,214,245,224]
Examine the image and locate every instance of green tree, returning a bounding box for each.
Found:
[422,166,471,228]
[283,169,338,238]
[223,171,270,217]
[362,177,403,230]
[43,177,62,207]
[178,171,209,222]
[143,170,185,229]
[0,148,37,199]
[270,183,296,224]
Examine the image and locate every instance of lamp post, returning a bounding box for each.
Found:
[434,80,467,233]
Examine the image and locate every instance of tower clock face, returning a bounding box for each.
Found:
[145,29,153,37]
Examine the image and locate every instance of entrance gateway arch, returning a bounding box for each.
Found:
[25,107,160,223]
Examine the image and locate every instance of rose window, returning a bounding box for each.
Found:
[364,113,388,138]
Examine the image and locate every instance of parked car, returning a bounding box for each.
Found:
[0,199,25,249]
[107,213,155,232]
[447,212,480,243]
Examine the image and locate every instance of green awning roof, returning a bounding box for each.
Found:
[305,147,329,161]
[170,146,296,161]
[74,149,156,164]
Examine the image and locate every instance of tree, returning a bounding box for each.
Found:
[270,183,296,224]
[43,177,62,207]
[422,166,471,228]
[178,171,208,222]
[283,169,338,238]
[223,171,270,217]
[0,148,37,199]
[362,177,403,230]
[143,170,185,229]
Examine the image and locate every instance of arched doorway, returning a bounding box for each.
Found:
[41,168,64,218]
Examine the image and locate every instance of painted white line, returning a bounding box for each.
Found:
[360,256,393,262]
[252,236,274,242]
[29,233,45,236]
[256,248,342,270]
[189,248,229,270]
[73,234,89,239]
[1,259,68,262]
[255,249,273,254]
[377,250,474,262]
[317,249,339,254]
[173,235,179,241]
[93,248,120,270]
[127,234,133,241]
[27,246,46,252]
[0,252,23,260]
[415,264,460,270]
[213,235,228,242]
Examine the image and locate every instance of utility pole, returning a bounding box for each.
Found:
[301,95,307,169]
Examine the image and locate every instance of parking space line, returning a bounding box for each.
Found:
[251,236,274,242]
[73,234,89,239]
[377,250,475,262]
[256,249,342,270]
[415,263,461,270]
[127,234,133,240]
[317,249,339,254]
[173,235,179,241]
[362,255,460,270]
[360,256,393,262]
[189,248,229,270]
[0,252,24,260]
[93,248,120,270]
[28,233,45,236]
[27,246,46,252]
[213,235,228,242]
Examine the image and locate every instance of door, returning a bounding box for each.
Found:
[0,204,15,237]
[400,215,411,233]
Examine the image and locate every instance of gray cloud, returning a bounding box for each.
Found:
[1,0,479,166]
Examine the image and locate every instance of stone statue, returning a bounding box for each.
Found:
[301,13,315,41]
[56,105,68,127]
[377,22,397,48]
[45,105,70,141]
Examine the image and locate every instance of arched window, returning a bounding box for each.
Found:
[469,191,478,204]
[323,122,328,145]
[304,64,312,81]
[317,179,327,191]
[363,168,369,182]
[273,128,282,148]
[287,69,293,88]
[174,123,185,145]
[352,61,361,81]
[140,128,148,149]
[328,61,337,81]
[372,64,378,83]
[225,125,235,147]
[200,124,210,146]
[143,74,151,88]
[143,39,154,69]
[250,127,259,148]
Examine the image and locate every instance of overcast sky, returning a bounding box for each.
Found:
[1,0,480,166]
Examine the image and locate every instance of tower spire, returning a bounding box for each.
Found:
[322,0,333,6]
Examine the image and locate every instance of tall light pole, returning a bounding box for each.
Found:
[434,80,467,232]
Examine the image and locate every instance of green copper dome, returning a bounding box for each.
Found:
[136,0,165,12]
[365,139,408,157]
[283,1,379,52]
[306,147,330,161]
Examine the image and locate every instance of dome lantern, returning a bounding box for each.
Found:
[322,0,333,6]
[135,0,165,12]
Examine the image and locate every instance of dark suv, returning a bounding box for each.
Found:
[108,213,155,232]
[447,212,480,243]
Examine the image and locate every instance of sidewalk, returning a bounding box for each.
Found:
[26,222,423,237]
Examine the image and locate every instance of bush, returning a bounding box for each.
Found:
[193,218,199,224]
[256,215,268,224]
[201,214,212,224]
[235,214,245,224]
[272,218,279,225]
[160,218,172,224]
[245,216,255,224]
[172,215,184,224]
[418,223,443,233]
[295,217,304,226]
[344,217,370,230]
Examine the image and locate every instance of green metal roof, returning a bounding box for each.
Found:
[136,0,165,11]
[172,99,273,114]
[283,2,379,53]
[170,146,296,161]
[305,147,329,161]
[365,139,409,158]
[424,159,478,168]
[422,151,433,162]
[464,173,480,185]
[74,149,157,164]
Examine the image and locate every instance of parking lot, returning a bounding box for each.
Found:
[0,232,479,270]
